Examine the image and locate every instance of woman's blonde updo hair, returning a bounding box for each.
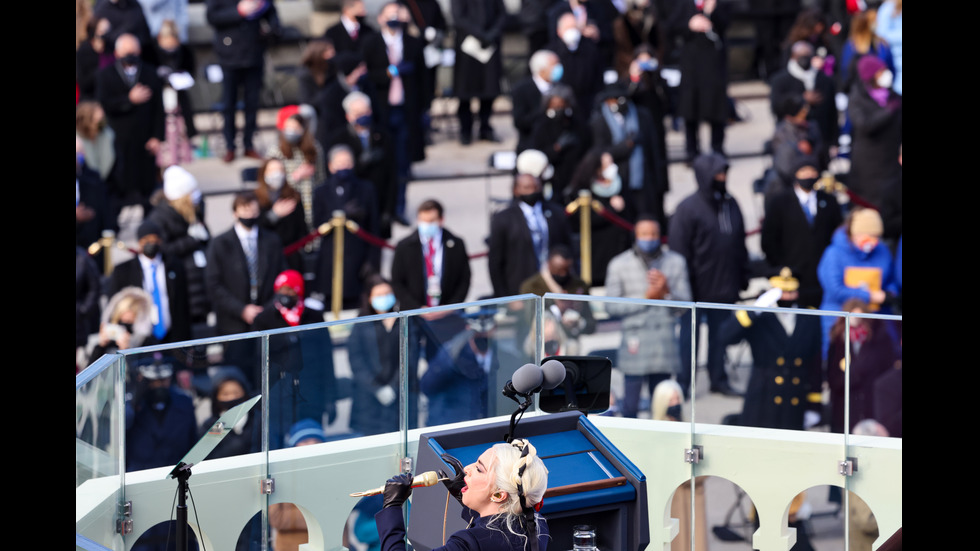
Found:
[486,439,549,546]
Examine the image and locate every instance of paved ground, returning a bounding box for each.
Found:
[107,79,851,550]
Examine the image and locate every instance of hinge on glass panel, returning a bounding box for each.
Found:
[116,501,133,535]
[685,445,703,464]
[838,457,858,476]
[401,457,414,473]
[260,478,275,495]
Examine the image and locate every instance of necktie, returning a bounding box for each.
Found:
[150,261,167,340]
[245,236,258,302]
[529,210,546,268]
[387,43,404,106]
[424,238,436,307]
[351,25,359,41]
[802,199,814,225]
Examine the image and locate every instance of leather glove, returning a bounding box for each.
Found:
[382,473,414,509]
[438,453,466,504]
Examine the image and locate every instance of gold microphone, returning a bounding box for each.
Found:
[349,471,447,497]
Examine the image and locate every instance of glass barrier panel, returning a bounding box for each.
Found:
[76,354,125,490]
[688,303,844,438]
[120,334,264,472]
[401,295,539,430]
[262,319,363,451]
[323,313,405,439]
[838,311,903,439]
[543,293,694,421]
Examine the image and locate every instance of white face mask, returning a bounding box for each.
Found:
[876,69,894,90]
[265,172,285,190]
[561,28,581,50]
[601,163,619,182]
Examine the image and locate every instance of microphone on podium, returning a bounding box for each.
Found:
[349,471,447,497]
[540,359,566,390]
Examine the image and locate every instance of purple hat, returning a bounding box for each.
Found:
[857,56,886,84]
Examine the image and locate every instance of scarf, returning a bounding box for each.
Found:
[600,102,644,191]
[868,86,890,107]
[787,59,817,91]
[275,300,304,327]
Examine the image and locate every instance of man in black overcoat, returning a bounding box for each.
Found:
[487,173,574,298]
[95,33,164,210]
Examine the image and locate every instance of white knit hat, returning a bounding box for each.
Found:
[516,149,554,181]
[163,165,198,201]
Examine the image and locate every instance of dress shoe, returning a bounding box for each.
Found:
[459,132,472,146]
[710,382,742,397]
[222,151,236,163]
[243,149,262,160]
[478,128,500,142]
[394,214,411,226]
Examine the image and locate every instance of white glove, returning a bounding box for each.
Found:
[375,385,396,407]
[188,222,209,241]
[754,287,783,308]
[803,410,821,430]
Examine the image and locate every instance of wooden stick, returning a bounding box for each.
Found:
[543,477,628,498]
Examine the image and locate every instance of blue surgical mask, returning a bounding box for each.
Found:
[354,114,372,128]
[371,293,396,313]
[550,63,564,83]
[636,238,661,254]
[417,221,439,241]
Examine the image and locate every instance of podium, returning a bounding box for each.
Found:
[408,411,649,551]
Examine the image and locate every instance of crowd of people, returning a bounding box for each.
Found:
[77,0,902,487]
[77,2,902,549]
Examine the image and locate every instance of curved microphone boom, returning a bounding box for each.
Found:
[349,471,446,497]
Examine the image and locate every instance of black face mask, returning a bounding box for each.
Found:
[120,54,140,67]
[519,191,543,206]
[215,396,247,413]
[544,340,561,356]
[665,404,682,421]
[147,386,171,408]
[711,179,727,195]
[335,168,354,182]
[473,336,490,354]
[386,19,403,30]
[552,273,572,287]
[277,294,298,309]
[141,242,161,259]
[796,57,812,71]
[238,216,259,229]
[796,177,818,191]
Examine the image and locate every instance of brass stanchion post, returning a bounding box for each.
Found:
[87,230,125,276]
[331,210,346,321]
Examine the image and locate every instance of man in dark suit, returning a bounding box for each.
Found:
[391,199,471,310]
[95,33,164,210]
[761,155,843,308]
[547,12,607,125]
[768,40,839,169]
[205,191,286,337]
[591,82,668,226]
[451,0,507,144]
[326,90,397,238]
[107,219,191,345]
[361,1,426,224]
[324,0,375,54]
[511,49,562,154]
[205,0,280,162]
[312,145,381,310]
[488,173,574,298]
